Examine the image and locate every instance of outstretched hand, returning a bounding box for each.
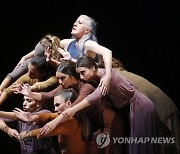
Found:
[39,119,58,136]
[39,108,76,136]
[44,47,52,62]
[58,48,72,61]
[12,82,31,96]
[60,107,76,121]
[13,108,34,122]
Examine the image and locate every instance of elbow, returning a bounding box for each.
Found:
[103,50,112,58]
[109,50,112,57]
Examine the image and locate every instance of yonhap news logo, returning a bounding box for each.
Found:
[96,132,175,148]
[96,132,110,148]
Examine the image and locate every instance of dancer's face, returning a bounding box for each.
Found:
[54,96,70,113]
[56,71,76,89]
[71,15,90,39]
[76,66,94,82]
[28,63,43,79]
[23,96,38,112]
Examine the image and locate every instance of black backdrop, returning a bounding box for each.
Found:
[0,1,179,153]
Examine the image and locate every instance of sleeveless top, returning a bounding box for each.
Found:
[67,40,82,59]
[67,40,99,62]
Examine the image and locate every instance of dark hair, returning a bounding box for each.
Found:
[30,55,55,75]
[55,88,77,103]
[76,56,97,69]
[57,61,80,79]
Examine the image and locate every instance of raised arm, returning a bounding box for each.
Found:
[85,40,112,95]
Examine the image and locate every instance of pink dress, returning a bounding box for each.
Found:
[86,69,158,154]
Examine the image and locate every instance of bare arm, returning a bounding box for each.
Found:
[0,118,21,140]
[0,92,8,106]
[13,83,63,102]
[39,98,90,135]
[0,111,18,120]
[84,40,112,95]
[62,98,90,120]
[45,38,74,68]
[14,50,35,69]
[13,108,39,123]
[13,108,58,124]
[0,74,30,105]
[23,50,35,59]
[46,57,61,68]
[20,118,74,140]
[12,83,42,101]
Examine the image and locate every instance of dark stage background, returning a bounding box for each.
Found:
[0,1,179,153]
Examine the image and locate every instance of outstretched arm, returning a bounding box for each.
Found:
[40,98,90,135]
[13,108,58,125]
[0,74,30,106]
[0,111,18,120]
[30,76,58,92]
[20,118,74,140]
[12,83,42,101]
[0,92,8,106]
[13,108,38,123]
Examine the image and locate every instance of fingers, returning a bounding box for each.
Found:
[11,132,21,141]
[12,83,22,93]
[12,83,21,89]
[14,107,23,112]
[98,80,102,87]
[101,85,108,96]
[12,89,20,94]
[40,122,53,135]
[24,83,30,88]
[40,126,51,135]
[13,108,23,117]
[99,81,108,95]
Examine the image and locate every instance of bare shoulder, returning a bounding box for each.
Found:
[84,40,98,47]
[60,39,75,49]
